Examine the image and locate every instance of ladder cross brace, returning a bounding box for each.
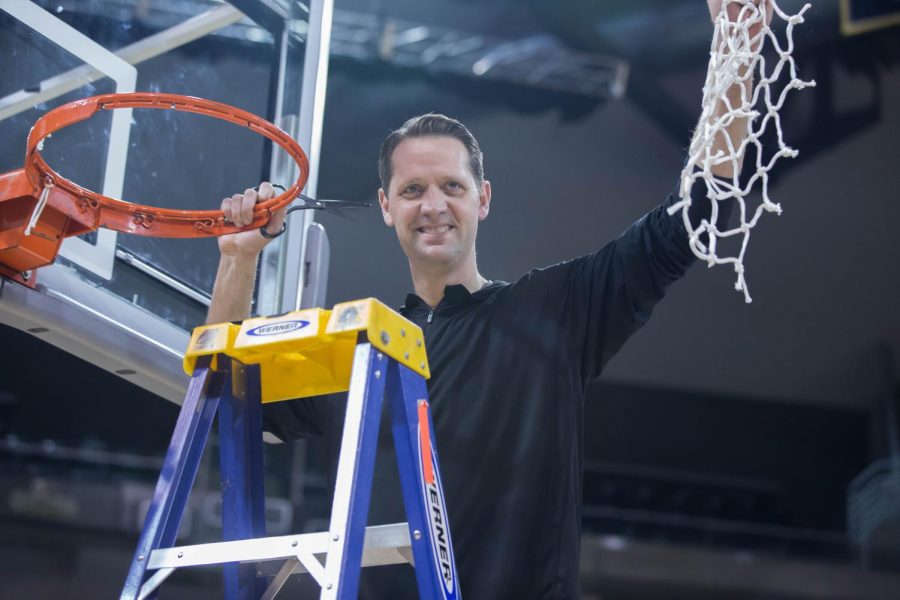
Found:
[121,301,461,599]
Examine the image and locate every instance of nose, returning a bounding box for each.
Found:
[420,185,448,217]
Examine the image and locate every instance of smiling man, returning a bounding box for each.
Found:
[377,119,491,308]
[210,112,731,598]
[207,3,762,596]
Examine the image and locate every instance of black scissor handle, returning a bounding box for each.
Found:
[257,184,372,239]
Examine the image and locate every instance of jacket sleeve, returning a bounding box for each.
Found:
[572,192,695,382]
[262,394,332,441]
[566,179,728,383]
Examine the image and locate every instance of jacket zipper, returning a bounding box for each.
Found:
[427,310,434,324]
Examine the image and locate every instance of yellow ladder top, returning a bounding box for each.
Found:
[183,298,429,403]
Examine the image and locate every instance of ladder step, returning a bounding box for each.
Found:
[125,324,459,598]
[147,522,413,572]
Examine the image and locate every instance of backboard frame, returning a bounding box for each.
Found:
[0,0,333,406]
[1,0,137,280]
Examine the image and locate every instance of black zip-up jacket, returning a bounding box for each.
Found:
[264,187,715,598]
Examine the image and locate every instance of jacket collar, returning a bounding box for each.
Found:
[402,281,505,315]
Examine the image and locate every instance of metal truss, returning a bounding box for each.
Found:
[31,0,629,100]
[330,11,629,99]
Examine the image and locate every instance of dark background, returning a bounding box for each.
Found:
[1,0,898,598]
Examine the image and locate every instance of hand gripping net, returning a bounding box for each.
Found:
[667,0,815,302]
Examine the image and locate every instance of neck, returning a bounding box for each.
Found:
[409,259,487,308]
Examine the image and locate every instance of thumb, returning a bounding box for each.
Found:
[258,181,287,237]
[264,204,288,236]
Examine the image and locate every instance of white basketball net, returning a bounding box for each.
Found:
[667,0,815,302]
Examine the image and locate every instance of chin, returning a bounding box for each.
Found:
[414,246,460,266]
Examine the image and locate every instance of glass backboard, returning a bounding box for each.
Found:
[0,0,331,405]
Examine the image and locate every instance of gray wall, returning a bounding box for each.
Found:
[318,53,900,410]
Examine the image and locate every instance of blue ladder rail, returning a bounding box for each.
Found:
[120,335,461,599]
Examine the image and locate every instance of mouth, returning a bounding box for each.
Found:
[416,225,453,235]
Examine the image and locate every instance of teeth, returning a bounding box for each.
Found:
[421,225,450,234]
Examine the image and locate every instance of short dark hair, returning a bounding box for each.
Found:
[378,113,484,192]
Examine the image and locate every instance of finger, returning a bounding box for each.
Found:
[221,196,234,224]
[258,181,275,201]
[240,188,257,227]
[230,193,246,227]
[256,181,283,235]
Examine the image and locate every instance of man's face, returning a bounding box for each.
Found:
[379,136,491,272]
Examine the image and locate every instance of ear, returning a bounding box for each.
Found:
[378,188,394,227]
[478,180,491,221]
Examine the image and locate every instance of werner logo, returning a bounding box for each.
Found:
[420,443,457,598]
[246,320,309,336]
[427,479,455,595]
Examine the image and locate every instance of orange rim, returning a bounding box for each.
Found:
[23,92,309,238]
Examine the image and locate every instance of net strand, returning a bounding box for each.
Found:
[667,0,815,302]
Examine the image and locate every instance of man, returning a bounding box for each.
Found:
[208,2,764,596]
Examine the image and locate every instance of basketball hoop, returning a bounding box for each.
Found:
[0,92,309,280]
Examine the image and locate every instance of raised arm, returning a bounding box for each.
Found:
[700,0,773,179]
[206,182,286,324]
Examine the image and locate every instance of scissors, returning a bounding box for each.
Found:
[256,183,372,239]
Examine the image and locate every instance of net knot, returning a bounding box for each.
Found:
[674,0,814,303]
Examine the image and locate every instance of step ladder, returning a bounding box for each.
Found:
[119,298,461,599]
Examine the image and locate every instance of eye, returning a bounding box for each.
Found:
[402,183,421,196]
[445,181,464,193]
